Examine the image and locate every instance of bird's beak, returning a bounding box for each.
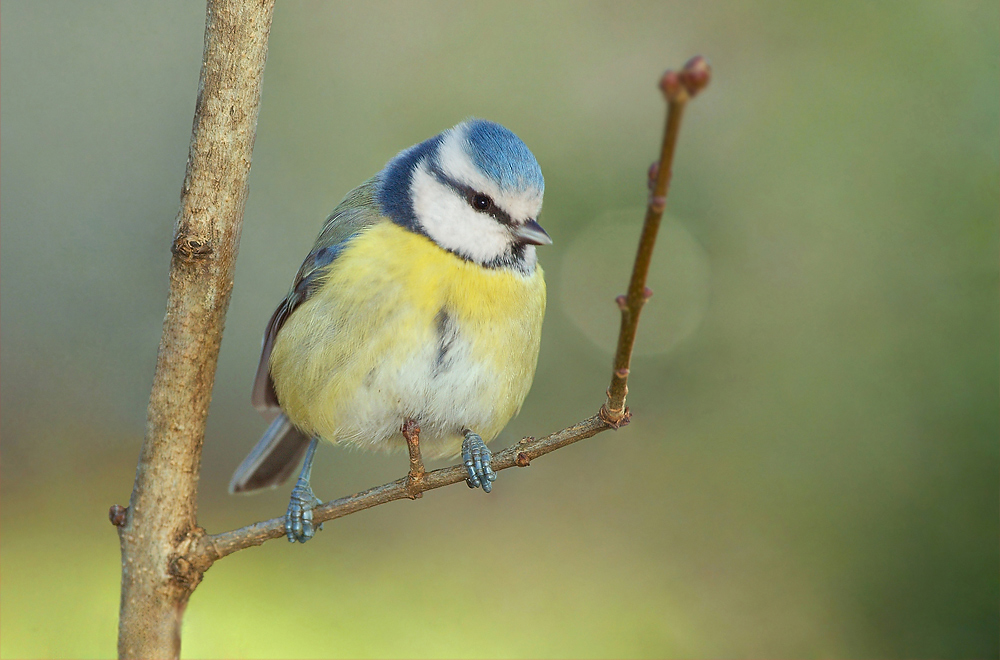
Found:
[515,219,552,246]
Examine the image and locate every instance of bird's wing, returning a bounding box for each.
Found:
[251,177,384,417]
[229,413,313,493]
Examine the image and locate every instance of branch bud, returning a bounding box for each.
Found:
[679,55,711,97]
[658,69,685,102]
[109,504,128,527]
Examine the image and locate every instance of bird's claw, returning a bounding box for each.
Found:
[285,479,323,543]
[462,432,496,493]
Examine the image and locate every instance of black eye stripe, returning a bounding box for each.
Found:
[428,162,515,226]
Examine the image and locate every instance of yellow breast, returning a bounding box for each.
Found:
[269,221,546,457]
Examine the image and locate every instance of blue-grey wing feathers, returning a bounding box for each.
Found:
[250,177,384,415]
[239,178,385,493]
[229,414,312,493]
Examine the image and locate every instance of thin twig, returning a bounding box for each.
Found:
[194,416,609,563]
[602,55,712,425]
[185,57,711,573]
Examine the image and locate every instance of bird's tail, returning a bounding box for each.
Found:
[229,414,312,494]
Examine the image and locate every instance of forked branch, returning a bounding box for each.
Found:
[186,56,712,568]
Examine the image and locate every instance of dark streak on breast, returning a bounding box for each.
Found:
[434,308,458,376]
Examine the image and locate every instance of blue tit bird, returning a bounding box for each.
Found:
[229,119,550,543]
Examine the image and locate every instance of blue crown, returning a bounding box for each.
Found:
[462,119,544,193]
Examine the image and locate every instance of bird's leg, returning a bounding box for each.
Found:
[402,418,424,499]
[462,429,496,493]
[285,437,323,543]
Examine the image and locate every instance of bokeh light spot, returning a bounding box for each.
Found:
[560,208,710,356]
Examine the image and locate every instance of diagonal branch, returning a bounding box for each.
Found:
[186,56,711,572]
[196,416,609,562]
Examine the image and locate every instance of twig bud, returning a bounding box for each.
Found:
[679,56,711,97]
[659,69,685,102]
[647,161,660,190]
[515,452,531,467]
[615,294,628,310]
[109,504,128,527]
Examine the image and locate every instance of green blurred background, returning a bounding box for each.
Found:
[2,2,997,658]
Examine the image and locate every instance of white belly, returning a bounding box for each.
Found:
[334,315,506,459]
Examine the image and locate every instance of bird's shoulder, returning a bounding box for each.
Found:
[290,176,385,299]
[252,176,386,414]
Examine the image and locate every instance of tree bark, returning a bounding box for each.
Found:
[115,1,275,658]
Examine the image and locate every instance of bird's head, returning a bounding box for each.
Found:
[377,119,549,274]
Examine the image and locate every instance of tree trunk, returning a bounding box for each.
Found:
[116,1,274,657]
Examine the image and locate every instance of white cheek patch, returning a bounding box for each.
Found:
[410,163,512,264]
[436,127,543,223]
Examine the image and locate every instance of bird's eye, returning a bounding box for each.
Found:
[471,193,492,212]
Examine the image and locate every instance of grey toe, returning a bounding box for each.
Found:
[285,482,323,543]
[461,432,496,494]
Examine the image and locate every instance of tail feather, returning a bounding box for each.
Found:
[229,415,312,494]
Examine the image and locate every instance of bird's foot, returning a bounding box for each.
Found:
[285,478,323,543]
[462,431,496,493]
